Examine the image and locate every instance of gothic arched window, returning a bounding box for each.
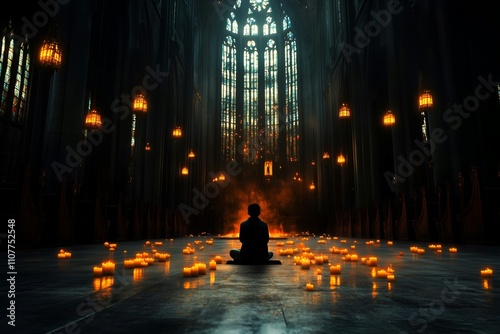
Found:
[220,0,299,164]
[0,23,31,125]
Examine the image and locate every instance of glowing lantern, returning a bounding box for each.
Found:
[181,167,189,175]
[337,154,346,165]
[338,103,351,119]
[145,142,151,151]
[173,127,182,138]
[133,93,148,113]
[309,182,315,190]
[38,24,62,70]
[419,90,433,109]
[322,152,330,159]
[84,109,102,130]
[383,110,396,126]
[188,150,195,158]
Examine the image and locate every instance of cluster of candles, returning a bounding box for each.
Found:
[182,246,196,254]
[184,258,221,277]
[87,237,493,292]
[57,249,72,259]
[122,251,171,269]
[301,238,496,291]
[409,246,426,254]
[93,261,115,277]
[104,242,117,251]
[183,263,208,277]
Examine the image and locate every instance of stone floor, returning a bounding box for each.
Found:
[4,236,499,334]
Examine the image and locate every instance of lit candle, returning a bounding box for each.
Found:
[214,255,223,264]
[350,254,359,262]
[104,242,109,248]
[101,261,115,275]
[387,274,395,282]
[480,268,493,278]
[93,266,103,277]
[300,258,310,270]
[367,257,378,266]
[190,265,199,277]
[197,263,207,275]
[133,258,143,267]
[209,260,217,270]
[377,269,388,278]
[57,253,66,259]
[124,259,135,269]
[183,267,191,277]
[417,248,425,255]
[329,264,341,275]
[314,256,324,265]
[449,247,458,253]
[316,268,322,275]
[305,283,314,291]
[387,241,393,246]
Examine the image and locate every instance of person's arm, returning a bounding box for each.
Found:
[264,223,270,243]
[239,222,246,243]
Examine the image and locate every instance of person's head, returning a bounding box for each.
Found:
[248,203,261,217]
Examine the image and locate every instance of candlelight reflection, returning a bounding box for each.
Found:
[372,282,378,298]
[93,276,114,292]
[133,268,144,282]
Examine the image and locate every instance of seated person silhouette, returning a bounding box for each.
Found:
[229,203,275,264]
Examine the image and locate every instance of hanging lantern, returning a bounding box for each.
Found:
[338,103,351,119]
[173,127,182,138]
[419,90,433,109]
[337,154,346,165]
[383,110,396,126]
[309,182,316,190]
[145,143,151,151]
[39,38,62,69]
[188,150,195,158]
[133,93,148,113]
[322,152,330,159]
[84,109,102,130]
[264,161,273,176]
[181,167,189,175]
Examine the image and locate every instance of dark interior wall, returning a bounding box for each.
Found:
[1,0,499,245]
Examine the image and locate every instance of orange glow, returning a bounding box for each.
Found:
[419,90,433,109]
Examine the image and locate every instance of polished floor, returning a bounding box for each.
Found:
[5,236,499,334]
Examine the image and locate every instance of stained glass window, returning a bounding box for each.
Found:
[220,0,299,163]
[0,25,31,125]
